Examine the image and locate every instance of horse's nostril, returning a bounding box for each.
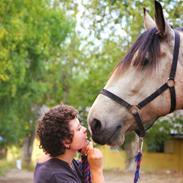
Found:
[90,118,102,134]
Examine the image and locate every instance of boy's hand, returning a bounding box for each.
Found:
[85,141,103,172]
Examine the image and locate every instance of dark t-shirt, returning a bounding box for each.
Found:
[34,158,83,183]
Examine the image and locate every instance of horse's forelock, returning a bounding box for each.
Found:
[115,28,161,75]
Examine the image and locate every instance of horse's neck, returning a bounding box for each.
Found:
[179,31,183,67]
[176,32,183,109]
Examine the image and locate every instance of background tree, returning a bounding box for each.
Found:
[0,0,72,165]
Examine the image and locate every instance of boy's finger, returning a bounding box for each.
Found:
[85,141,94,155]
[88,140,93,148]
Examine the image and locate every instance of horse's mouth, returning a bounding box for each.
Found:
[107,125,125,146]
[107,121,135,146]
[91,124,123,146]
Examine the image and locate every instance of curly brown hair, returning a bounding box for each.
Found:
[36,104,78,157]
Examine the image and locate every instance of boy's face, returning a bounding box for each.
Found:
[69,118,88,152]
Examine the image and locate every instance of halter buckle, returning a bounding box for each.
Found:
[167,79,175,87]
[130,105,140,114]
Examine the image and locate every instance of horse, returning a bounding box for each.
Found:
[87,0,183,146]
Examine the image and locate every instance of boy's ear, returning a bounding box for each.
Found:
[63,139,71,149]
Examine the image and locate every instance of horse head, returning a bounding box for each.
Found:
[87,1,183,146]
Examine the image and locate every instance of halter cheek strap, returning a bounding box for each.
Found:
[100,30,180,137]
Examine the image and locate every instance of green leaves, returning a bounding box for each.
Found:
[145,113,183,152]
[0,0,72,147]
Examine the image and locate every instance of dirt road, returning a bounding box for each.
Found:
[0,169,182,183]
[104,170,183,183]
[0,169,32,183]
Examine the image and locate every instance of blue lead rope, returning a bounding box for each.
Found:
[134,137,144,183]
[81,154,92,183]
[134,152,142,183]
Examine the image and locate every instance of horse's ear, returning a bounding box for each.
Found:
[154,0,172,37]
[144,8,156,30]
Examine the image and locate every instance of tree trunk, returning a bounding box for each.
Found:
[0,147,7,159]
[21,105,49,168]
[22,131,35,168]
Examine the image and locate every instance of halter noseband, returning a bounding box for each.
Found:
[100,30,180,137]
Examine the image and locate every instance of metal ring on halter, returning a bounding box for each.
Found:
[167,79,175,87]
[129,105,140,114]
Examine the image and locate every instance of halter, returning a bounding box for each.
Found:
[100,30,180,137]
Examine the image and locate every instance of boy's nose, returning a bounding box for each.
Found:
[83,126,87,133]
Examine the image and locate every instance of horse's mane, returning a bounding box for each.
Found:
[116,28,161,73]
[114,26,183,76]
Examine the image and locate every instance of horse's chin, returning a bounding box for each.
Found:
[107,123,132,146]
[108,133,125,146]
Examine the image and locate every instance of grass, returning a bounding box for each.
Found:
[22,162,35,172]
[0,159,15,176]
[0,159,35,177]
